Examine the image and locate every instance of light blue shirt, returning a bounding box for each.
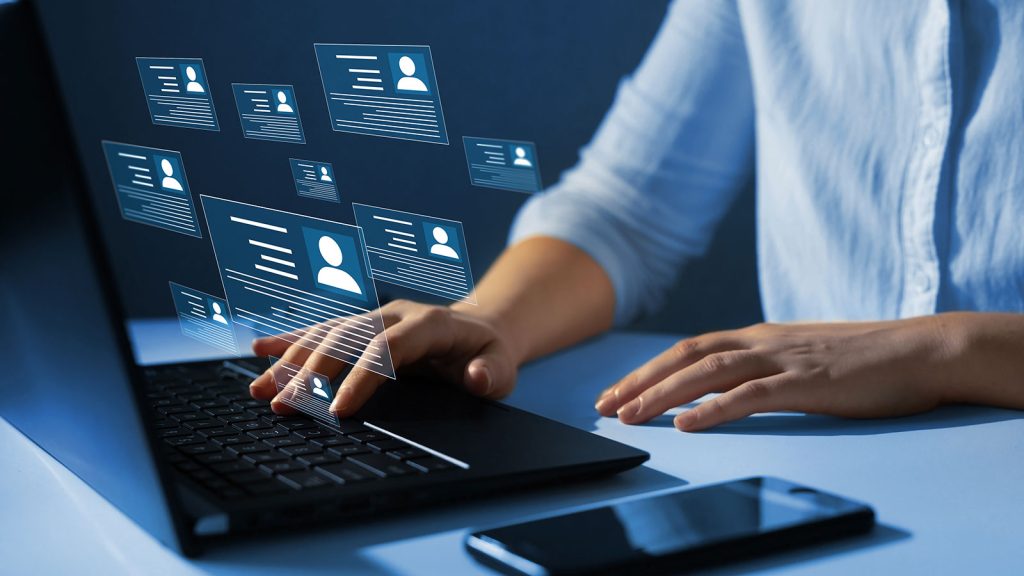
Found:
[510,0,1024,325]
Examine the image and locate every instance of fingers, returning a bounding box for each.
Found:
[674,375,791,431]
[596,331,749,416]
[462,340,517,399]
[616,351,777,424]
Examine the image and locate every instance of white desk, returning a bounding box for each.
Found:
[2,321,1022,574]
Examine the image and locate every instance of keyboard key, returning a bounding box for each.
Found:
[164,435,204,447]
[233,399,265,409]
[315,462,375,485]
[171,412,206,423]
[365,439,408,452]
[227,442,271,457]
[336,421,370,435]
[195,452,237,465]
[221,413,257,424]
[327,444,371,458]
[309,436,354,449]
[231,420,272,432]
[210,460,255,474]
[258,460,308,475]
[292,428,330,440]
[183,419,222,431]
[157,427,188,439]
[179,443,221,456]
[205,407,239,417]
[278,445,323,457]
[242,452,288,465]
[349,431,388,444]
[278,471,333,491]
[152,419,179,429]
[174,460,202,472]
[348,454,415,478]
[212,434,255,447]
[157,405,193,416]
[191,399,229,410]
[262,436,304,448]
[388,447,429,460]
[276,419,319,431]
[248,427,290,440]
[406,457,456,473]
[296,453,341,467]
[198,426,239,439]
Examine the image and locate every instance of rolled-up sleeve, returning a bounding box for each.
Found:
[509,0,755,325]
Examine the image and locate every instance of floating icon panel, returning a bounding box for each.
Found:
[352,204,476,304]
[289,158,340,203]
[169,282,238,355]
[101,141,202,237]
[202,196,395,379]
[314,43,449,144]
[232,83,306,143]
[136,57,220,131]
[268,357,339,425]
[463,136,542,193]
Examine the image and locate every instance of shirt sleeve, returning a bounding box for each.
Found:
[508,0,755,325]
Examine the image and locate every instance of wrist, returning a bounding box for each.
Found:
[915,313,974,404]
[450,301,530,365]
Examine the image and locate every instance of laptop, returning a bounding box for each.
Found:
[0,1,648,557]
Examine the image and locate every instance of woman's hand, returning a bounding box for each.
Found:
[248,299,520,417]
[595,317,962,431]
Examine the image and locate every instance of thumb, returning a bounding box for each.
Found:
[462,342,517,399]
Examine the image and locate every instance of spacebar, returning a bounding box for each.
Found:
[347,454,416,478]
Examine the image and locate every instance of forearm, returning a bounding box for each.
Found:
[452,236,615,365]
[932,312,1024,409]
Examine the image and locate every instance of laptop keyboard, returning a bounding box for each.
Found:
[146,360,455,501]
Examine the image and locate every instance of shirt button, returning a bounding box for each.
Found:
[923,126,942,148]
[913,267,932,292]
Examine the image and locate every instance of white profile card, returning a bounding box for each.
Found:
[169,282,239,355]
[202,196,396,380]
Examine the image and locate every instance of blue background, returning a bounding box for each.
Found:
[44,0,760,334]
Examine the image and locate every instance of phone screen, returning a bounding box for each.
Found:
[468,477,870,574]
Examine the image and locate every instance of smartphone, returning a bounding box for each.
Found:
[465,477,875,575]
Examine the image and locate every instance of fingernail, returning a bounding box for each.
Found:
[466,364,492,396]
[594,396,613,413]
[676,411,696,431]
[617,397,642,422]
[330,386,351,415]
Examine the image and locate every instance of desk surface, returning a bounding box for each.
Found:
[2,320,1022,575]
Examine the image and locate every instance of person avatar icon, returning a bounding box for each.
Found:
[275,91,294,113]
[311,376,330,400]
[395,56,429,92]
[184,66,205,93]
[513,146,533,167]
[316,235,363,295]
[429,226,460,260]
[319,166,333,182]
[160,159,184,191]
[210,302,228,325]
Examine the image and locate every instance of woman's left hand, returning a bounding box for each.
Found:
[595,317,958,431]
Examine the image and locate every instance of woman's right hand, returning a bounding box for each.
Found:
[247,299,520,417]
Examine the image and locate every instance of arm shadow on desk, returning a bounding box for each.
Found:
[638,405,1023,437]
[198,465,686,574]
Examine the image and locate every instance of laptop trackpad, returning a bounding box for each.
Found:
[350,377,509,464]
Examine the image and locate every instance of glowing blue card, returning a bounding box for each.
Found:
[169,282,238,355]
[232,83,306,143]
[289,158,340,203]
[202,196,395,379]
[352,203,476,303]
[101,141,202,238]
[314,43,448,144]
[136,57,220,131]
[463,136,542,193]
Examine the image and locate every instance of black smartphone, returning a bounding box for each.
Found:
[465,477,875,575]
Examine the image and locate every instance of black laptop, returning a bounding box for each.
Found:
[0,0,647,557]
